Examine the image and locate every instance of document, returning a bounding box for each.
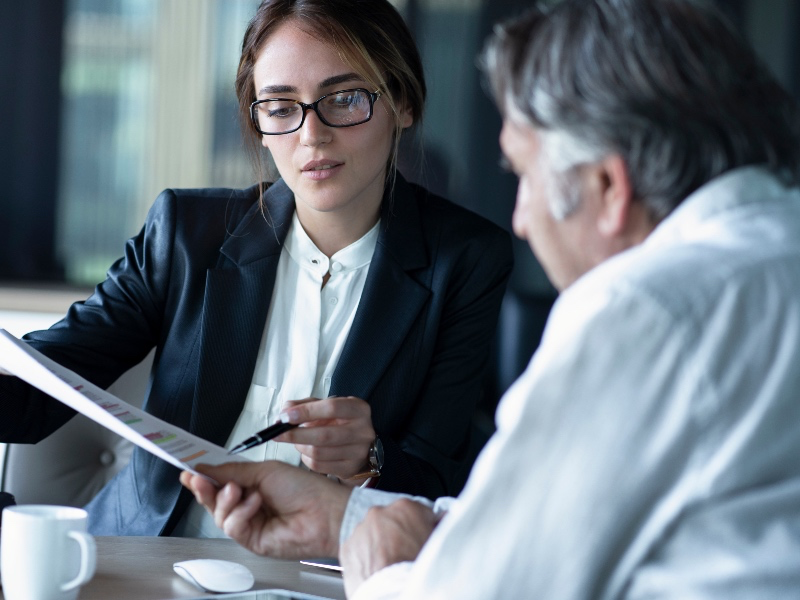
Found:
[0,329,249,477]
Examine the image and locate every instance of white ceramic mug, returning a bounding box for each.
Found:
[1,505,96,600]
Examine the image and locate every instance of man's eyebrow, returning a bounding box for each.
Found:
[257,73,365,97]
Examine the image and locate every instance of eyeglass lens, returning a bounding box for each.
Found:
[253,89,373,134]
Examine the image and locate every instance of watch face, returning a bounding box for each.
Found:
[372,437,384,469]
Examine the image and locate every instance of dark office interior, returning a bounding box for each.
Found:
[1,0,798,415]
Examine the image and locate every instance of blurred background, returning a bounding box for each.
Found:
[1,0,798,407]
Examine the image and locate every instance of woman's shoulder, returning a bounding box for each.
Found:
[135,184,271,252]
[151,183,262,214]
[144,183,270,231]
[404,180,511,244]
[395,180,514,287]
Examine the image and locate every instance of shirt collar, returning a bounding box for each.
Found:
[646,166,799,248]
[284,212,380,275]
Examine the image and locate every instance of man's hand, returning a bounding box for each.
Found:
[180,461,352,559]
[276,396,376,482]
[340,499,438,597]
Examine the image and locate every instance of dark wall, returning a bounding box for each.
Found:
[0,0,65,280]
[398,0,800,406]
[2,0,797,287]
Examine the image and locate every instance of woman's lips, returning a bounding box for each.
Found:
[302,160,344,180]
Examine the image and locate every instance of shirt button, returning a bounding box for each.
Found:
[329,297,338,305]
[330,262,343,273]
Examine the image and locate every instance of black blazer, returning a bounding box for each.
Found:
[0,175,512,535]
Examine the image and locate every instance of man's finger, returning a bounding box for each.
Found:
[194,461,275,489]
[181,471,221,510]
[214,482,244,528]
[222,492,263,539]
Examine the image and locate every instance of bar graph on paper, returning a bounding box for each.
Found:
[0,329,250,477]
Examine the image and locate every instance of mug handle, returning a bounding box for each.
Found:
[61,531,97,592]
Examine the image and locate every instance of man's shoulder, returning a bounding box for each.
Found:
[625,169,800,310]
[570,202,800,331]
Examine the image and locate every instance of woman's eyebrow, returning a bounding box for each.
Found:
[259,84,296,96]
[257,73,364,97]
[319,72,363,89]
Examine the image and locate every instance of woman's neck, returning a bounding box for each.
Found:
[295,203,381,258]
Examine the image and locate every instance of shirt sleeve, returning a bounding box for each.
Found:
[351,563,415,600]
[340,487,438,547]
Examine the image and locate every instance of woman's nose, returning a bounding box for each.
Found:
[299,108,332,146]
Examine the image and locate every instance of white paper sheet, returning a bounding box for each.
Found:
[0,329,249,478]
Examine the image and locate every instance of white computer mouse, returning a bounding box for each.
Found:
[173,558,255,593]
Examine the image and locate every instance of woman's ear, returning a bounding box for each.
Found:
[399,104,414,129]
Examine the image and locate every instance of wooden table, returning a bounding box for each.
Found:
[1,536,345,600]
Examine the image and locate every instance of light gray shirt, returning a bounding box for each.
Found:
[344,167,800,599]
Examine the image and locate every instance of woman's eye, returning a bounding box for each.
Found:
[264,103,298,118]
[328,93,358,109]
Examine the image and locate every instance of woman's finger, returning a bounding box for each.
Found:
[279,423,372,447]
[280,396,371,423]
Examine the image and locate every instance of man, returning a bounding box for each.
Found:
[182,0,800,597]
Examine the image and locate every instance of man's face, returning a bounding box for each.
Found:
[499,112,600,292]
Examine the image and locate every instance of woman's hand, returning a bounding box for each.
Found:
[275,396,376,482]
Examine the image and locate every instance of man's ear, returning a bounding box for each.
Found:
[595,154,633,238]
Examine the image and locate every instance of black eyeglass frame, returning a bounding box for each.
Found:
[250,88,382,135]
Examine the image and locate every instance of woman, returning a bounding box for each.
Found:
[0,0,512,536]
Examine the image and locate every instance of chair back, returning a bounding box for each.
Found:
[0,351,154,507]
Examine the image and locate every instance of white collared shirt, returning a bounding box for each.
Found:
[344,167,800,599]
[174,213,379,537]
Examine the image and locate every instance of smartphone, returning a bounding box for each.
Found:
[187,590,335,600]
[299,557,342,572]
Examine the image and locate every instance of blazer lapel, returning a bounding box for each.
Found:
[330,177,431,400]
[190,181,295,445]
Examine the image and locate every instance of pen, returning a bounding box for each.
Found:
[228,421,299,455]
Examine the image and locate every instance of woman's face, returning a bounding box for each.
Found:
[253,21,411,225]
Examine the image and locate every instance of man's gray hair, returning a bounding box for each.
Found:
[482,0,800,223]
[536,129,603,219]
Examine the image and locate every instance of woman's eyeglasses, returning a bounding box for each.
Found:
[250,88,381,135]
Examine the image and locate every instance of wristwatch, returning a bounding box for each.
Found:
[352,436,384,480]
